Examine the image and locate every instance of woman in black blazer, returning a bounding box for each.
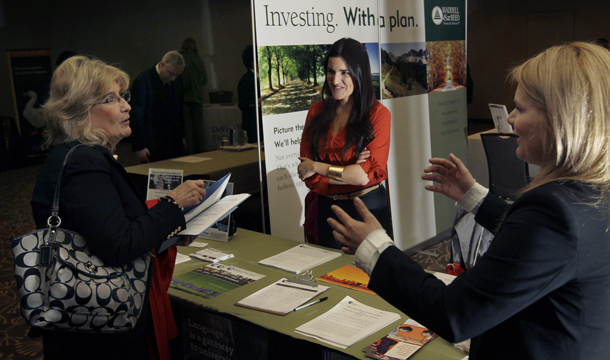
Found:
[31,56,206,360]
[327,42,610,360]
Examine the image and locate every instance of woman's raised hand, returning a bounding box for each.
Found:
[421,153,475,202]
[166,180,207,208]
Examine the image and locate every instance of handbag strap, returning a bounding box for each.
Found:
[47,144,91,228]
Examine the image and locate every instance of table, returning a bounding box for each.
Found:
[169,229,467,360]
[467,129,539,187]
[124,147,264,195]
[202,104,242,151]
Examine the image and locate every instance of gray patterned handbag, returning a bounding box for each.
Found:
[10,144,150,333]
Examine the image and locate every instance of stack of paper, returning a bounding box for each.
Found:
[295,296,401,349]
[258,244,341,274]
[235,278,330,315]
[190,247,234,263]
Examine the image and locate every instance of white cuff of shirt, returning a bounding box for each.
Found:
[456,182,489,214]
[354,229,395,276]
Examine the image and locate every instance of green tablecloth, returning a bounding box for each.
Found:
[170,229,466,360]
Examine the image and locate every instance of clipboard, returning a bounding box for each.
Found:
[235,274,330,316]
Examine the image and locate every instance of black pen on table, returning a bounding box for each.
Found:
[294,297,328,312]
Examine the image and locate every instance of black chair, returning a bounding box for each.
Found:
[480,133,529,200]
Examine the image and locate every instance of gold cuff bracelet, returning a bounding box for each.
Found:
[327,166,344,181]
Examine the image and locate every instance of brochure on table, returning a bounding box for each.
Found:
[170,263,265,299]
[190,247,234,263]
[235,278,330,316]
[317,264,376,295]
[363,319,438,360]
[295,296,401,349]
[258,244,342,274]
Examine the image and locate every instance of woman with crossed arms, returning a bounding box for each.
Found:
[298,37,392,249]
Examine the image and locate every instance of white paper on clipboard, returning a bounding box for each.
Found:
[235,278,329,315]
[489,104,513,133]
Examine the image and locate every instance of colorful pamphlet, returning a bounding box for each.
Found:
[363,319,438,360]
[317,264,376,295]
[170,263,265,299]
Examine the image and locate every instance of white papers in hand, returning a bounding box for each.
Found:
[258,244,341,274]
[183,173,231,223]
[295,296,401,349]
[179,194,250,236]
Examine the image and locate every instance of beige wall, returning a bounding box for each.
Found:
[467,0,610,120]
[0,0,253,118]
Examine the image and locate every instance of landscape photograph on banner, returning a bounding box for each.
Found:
[258,42,381,116]
[380,42,428,99]
[426,40,467,93]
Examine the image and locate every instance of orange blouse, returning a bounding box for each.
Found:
[300,99,391,196]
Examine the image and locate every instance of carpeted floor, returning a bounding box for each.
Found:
[0,142,451,359]
[1,163,44,360]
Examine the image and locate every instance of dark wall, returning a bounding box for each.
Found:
[0,0,253,118]
[1,0,608,121]
[467,0,610,119]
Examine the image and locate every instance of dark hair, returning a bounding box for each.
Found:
[181,38,198,56]
[304,38,374,160]
[242,45,254,70]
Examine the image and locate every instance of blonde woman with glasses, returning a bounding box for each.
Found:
[31,56,206,360]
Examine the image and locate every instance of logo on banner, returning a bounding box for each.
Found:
[431,6,461,26]
[432,6,443,25]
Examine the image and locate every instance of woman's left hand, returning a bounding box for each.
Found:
[298,157,317,180]
[166,180,207,208]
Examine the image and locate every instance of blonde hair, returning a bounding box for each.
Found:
[511,42,610,193]
[43,56,130,150]
[161,50,185,69]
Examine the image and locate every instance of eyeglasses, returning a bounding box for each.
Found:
[97,91,131,106]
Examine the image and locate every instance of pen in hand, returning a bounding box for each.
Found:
[294,297,328,312]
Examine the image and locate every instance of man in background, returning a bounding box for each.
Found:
[130,51,186,162]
